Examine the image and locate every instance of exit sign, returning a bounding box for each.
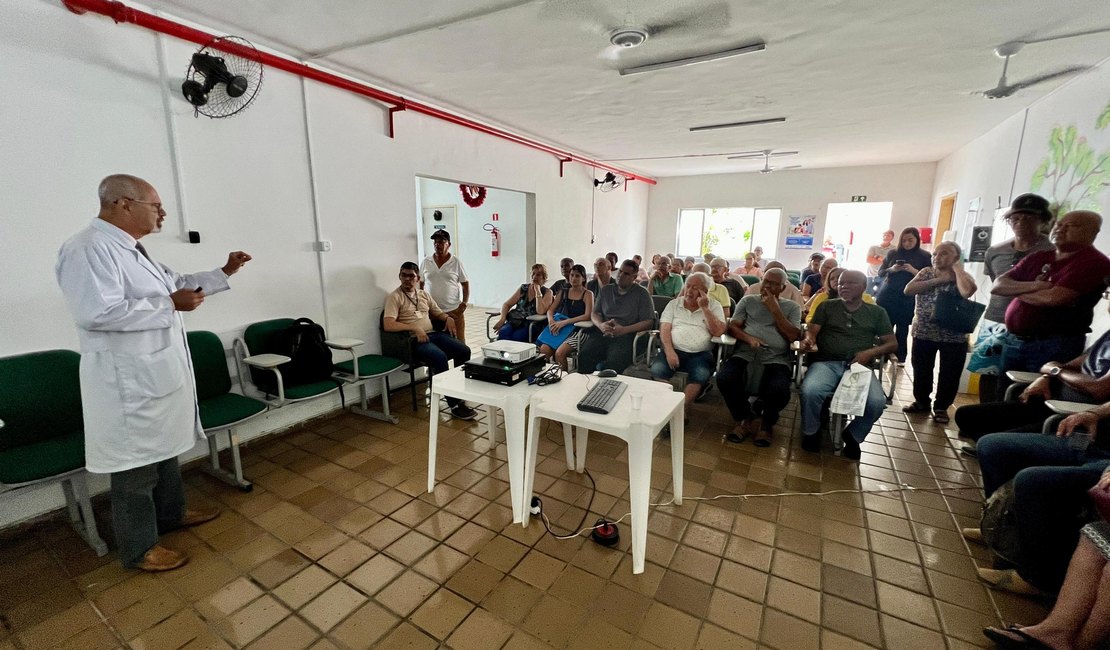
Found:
[851,195,868,202]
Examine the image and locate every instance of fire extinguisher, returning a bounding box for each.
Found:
[484,223,500,257]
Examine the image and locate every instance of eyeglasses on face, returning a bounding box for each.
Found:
[122,197,165,213]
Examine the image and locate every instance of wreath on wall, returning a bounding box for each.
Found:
[460,184,487,208]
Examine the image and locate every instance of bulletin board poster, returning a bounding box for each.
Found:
[785,215,815,249]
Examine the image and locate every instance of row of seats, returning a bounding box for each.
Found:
[0,317,414,555]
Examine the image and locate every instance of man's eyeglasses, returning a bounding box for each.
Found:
[122,197,165,214]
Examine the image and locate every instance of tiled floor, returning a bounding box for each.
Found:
[0,316,1052,649]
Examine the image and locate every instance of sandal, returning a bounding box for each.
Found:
[982,624,1053,649]
[753,431,772,448]
[933,410,950,424]
[725,424,747,444]
[902,402,930,414]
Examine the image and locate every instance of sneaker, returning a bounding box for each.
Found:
[902,402,931,414]
[450,404,477,420]
[801,434,821,453]
[840,431,861,460]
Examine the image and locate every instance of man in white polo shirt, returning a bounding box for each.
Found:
[421,230,470,339]
[651,272,727,409]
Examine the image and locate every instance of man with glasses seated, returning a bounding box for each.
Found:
[579,259,655,373]
[799,270,897,459]
[384,262,476,420]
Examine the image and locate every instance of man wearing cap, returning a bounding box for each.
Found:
[421,230,470,340]
[992,209,1110,385]
[965,193,1054,401]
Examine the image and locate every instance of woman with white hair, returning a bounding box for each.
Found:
[903,241,977,423]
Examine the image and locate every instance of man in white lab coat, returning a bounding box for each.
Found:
[56,174,252,571]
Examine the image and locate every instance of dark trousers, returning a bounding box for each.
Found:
[578,331,637,374]
[416,332,471,407]
[892,319,911,362]
[717,358,792,430]
[910,337,967,410]
[977,432,1110,591]
[110,457,185,567]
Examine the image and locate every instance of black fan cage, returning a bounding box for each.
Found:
[184,35,264,118]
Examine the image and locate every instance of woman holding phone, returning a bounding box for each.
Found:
[875,227,932,364]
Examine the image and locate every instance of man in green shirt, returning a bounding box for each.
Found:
[648,256,683,297]
[799,270,897,459]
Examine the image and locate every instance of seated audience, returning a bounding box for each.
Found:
[718,268,801,447]
[691,262,731,317]
[740,252,763,279]
[956,312,1110,442]
[969,403,1110,596]
[539,264,593,370]
[799,252,825,286]
[492,263,554,341]
[586,256,616,297]
[902,241,977,424]
[802,257,838,300]
[992,210,1110,390]
[799,271,897,459]
[683,256,696,274]
[580,260,655,373]
[632,254,649,282]
[982,465,1110,649]
[749,260,804,306]
[648,255,684,297]
[651,272,727,410]
[550,257,574,295]
[752,246,765,266]
[804,267,874,323]
[606,251,619,272]
[384,262,476,420]
[711,257,747,304]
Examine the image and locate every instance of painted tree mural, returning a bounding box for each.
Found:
[1030,97,1110,213]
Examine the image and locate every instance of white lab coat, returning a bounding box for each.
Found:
[55,219,230,474]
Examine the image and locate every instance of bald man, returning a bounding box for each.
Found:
[992,210,1110,378]
[56,174,252,572]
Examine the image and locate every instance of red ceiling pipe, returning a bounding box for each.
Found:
[62,0,656,186]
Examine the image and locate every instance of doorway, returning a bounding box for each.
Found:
[415,177,534,308]
[936,193,957,242]
[823,202,894,273]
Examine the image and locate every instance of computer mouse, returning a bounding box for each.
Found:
[597,369,618,378]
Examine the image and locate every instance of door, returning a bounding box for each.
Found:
[937,193,957,242]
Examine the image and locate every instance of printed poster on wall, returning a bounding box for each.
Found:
[785,215,815,249]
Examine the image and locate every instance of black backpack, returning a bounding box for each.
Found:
[259,318,335,393]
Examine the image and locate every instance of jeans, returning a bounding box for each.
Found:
[997,332,1086,398]
[977,432,1110,590]
[892,320,911,363]
[650,349,715,385]
[717,359,792,430]
[497,322,544,342]
[800,360,887,442]
[415,331,472,407]
[910,337,967,410]
[110,457,185,567]
[578,331,638,374]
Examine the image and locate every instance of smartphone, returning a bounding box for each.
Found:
[895,259,906,265]
[195,287,204,293]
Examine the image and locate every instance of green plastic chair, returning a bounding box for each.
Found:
[0,349,107,556]
[188,331,268,491]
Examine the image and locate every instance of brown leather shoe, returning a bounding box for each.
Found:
[179,507,221,528]
[135,544,188,572]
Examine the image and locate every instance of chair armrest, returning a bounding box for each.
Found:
[243,354,291,368]
[712,334,737,346]
[574,321,595,329]
[526,314,547,321]
[1006,370,1042,384]
[1045,400,1093,415]
[325,338,364,349]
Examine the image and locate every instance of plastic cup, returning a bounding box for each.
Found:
[629,391,643,411]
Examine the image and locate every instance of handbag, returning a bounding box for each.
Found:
[536,313,574,349]
[935,287,986,334]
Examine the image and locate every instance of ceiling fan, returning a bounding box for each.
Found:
[975,41,1089,99]
[728,150,801,174]
[593,171,624,192]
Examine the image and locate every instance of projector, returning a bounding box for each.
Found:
[482,340,537,365]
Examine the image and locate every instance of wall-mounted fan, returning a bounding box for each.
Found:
[181,35,264,118]
[593,171,624,192]
[728,149,801,174]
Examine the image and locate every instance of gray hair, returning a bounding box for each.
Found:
[935,241,962,258]
[691,262,711,275]
[684,271,714,291]
[98,174,148,208]
[763,267,787,284]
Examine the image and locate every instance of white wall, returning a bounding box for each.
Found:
[417,178,529,308]
[0,0,649,525]
[645,163,938,270]
[929,63,1110,334]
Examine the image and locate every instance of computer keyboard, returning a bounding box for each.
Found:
[576,378,628,414]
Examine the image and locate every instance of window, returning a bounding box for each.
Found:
[675,207,782,259]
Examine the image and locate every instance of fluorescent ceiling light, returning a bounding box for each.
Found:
[689,117,786,132]
[618,41,766,76]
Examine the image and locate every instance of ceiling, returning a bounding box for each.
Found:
[140,0,1110,178]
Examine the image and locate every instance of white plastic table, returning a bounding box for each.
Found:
[522,373,684,574]
[427,366,541,524]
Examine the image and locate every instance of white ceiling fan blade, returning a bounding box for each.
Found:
[1022,26,1110,45]
[727,153,770,160]
[1008,66,1090,91]
[775,165,803,171]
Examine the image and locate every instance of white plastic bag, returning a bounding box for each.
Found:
[830,363,872,417]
